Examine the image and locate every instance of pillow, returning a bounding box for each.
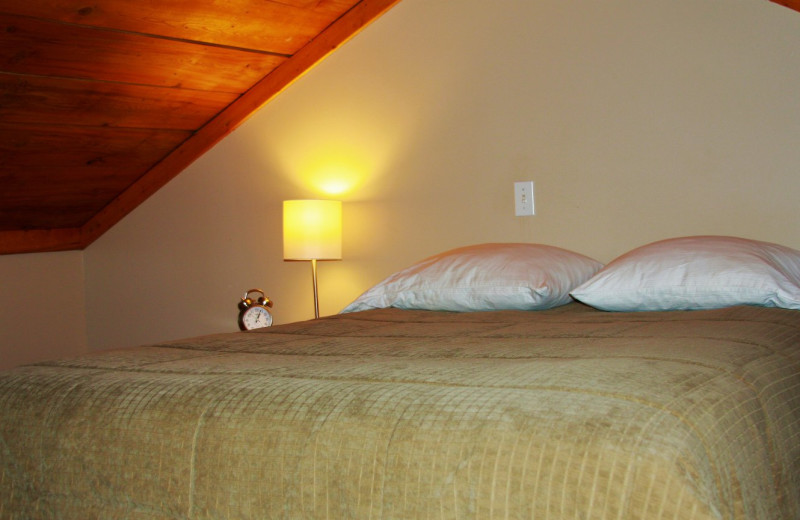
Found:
[570,236,800,311]
[340,243,603,313]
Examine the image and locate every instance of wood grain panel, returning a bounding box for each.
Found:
[0,0,405,254]
[0,124,190,172]
[0,124,191,229]
[0,14,286,92]
[0,204,106,230]
[0,0,360,55]
[0,73,237,130]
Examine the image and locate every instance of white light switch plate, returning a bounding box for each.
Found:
[514,181,535,216]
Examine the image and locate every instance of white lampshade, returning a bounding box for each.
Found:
[283,200,342,260]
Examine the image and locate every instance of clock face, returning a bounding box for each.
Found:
[241,305,273,330]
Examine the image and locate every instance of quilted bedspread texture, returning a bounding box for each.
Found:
[1,304,799,519]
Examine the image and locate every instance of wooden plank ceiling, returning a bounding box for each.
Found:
[0,0,402,255]
[0,0,797,256]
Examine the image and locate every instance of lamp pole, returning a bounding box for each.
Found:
[310,258,320,319]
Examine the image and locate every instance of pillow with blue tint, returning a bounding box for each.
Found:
[341,243,603,313]
[571,236,800,311]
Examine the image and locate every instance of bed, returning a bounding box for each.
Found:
[1,237,799,519]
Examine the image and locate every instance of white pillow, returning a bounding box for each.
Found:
[571,236,800,311]
[341,243,603,313]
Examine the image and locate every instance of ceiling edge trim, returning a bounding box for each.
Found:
[0,228,84,255]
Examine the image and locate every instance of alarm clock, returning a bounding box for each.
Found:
[238,289,273,330]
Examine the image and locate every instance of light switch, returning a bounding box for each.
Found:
[514,181,535,216]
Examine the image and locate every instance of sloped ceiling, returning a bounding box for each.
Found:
[773,0,800,12]
[0,0,797,255]
[0,0,402,255]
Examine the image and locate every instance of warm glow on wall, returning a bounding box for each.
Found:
[303,148,370,196]
[261,87,418,199]
[296,145,374,196]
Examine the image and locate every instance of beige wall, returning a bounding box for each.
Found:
[5,0,800,360]
[0,251,87,370]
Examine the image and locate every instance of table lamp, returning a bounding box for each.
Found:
[283,200,342,318]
